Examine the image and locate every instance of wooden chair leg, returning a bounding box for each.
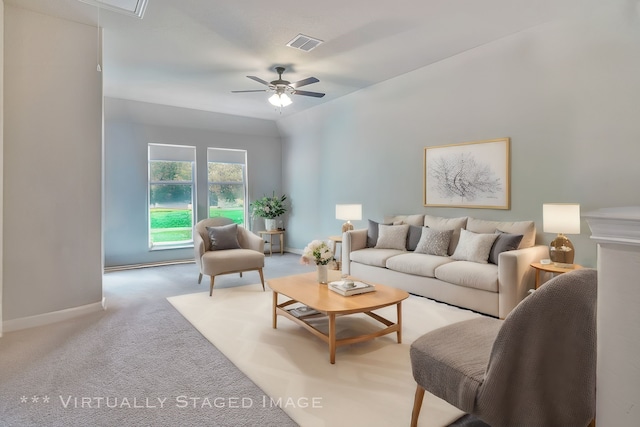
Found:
[588,418,596,427]
[411,385,425,427]
[198,273,203,284]
[258,268,265,291]
[209,275,215,296]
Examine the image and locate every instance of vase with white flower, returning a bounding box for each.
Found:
[250,192,287,231]
[300,240,335,284]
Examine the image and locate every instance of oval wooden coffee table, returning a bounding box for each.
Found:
[268,270,409,364]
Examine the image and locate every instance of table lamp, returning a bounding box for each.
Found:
[543,203,581,267]
[336,204,362,233]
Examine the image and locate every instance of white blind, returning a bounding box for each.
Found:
[149,144,195,162]
[207,148,246,164]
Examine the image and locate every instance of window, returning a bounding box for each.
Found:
[208,148,247,226]
[148,144,196,248]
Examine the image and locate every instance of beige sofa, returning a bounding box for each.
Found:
[341,214,548,319]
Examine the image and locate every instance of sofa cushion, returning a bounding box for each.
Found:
[350,248,405,268]
[435,261,499,293]
[367,219,390,247]
[415,227,453,257]
[386,253,455,278]
[424,215,468,255]
[489,231,524,265]
[406,225,423,251]
[451,229,499,264]
[384,214,425,226]
[466,217,535,249]
[375,224,410,250]
[206,223,241,251]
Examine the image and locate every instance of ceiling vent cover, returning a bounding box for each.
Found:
[286,34,323,52]
[77,0,149,18]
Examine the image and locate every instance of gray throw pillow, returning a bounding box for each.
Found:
[489,230,524,265]
[406,225,423,251]
[414,228,453,257]
[451,229,499,263]
[206,223,241,251]
[367,219,390,247]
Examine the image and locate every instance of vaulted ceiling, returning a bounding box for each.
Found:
[7,0,578,120]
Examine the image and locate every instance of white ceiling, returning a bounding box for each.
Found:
[7,0,578,120]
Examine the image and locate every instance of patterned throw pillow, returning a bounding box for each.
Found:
[375,224,410,250]
[414,228,453,256]
[451,229,499,263]
[206,223,241,251]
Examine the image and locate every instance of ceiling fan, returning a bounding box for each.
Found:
[232,66,325,107]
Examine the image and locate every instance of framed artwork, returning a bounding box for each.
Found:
[423,138,510,209]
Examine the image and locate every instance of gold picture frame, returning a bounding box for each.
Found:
[423,138,510,209]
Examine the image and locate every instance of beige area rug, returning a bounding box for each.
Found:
[168,285,483,427]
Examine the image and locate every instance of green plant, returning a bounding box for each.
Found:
[250,192,287,219]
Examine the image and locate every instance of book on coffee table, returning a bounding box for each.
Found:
[328,280,376,296]
[288,305,321,318]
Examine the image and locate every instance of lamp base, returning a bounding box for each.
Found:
[341,221,354,234]
[549,233,575,268]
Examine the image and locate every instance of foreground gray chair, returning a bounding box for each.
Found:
[410,268,597,427]
[194,217,265,296]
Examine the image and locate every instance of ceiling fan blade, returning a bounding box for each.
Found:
[231,89,268,93]
[289,77,319,89]
[293,89,325,98]
[246,76,271,86]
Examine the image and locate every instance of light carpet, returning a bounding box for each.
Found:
[168,284,483,427]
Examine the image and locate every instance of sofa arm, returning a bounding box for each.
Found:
[498,245,550,319]
[341,229,368,275]
[237,227,266,253]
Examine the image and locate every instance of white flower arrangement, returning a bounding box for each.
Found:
[300,240,334,266]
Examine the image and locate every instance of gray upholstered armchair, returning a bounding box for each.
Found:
[194,217,265,296]
[410,268,597,427]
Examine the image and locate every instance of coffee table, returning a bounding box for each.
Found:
[268,270,409,364]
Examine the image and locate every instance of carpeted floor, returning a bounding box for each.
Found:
[0,254,309,427]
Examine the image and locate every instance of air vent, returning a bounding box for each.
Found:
[76,0,149,18]
[286,34,323,52]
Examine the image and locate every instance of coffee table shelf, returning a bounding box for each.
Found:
[268,271,409,364]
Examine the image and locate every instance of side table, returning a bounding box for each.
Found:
[328,235,342,266]
[258,230,284,256]
[530,262,583,289]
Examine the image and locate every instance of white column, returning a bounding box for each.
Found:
[585,207,640,426]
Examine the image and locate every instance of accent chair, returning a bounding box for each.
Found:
[410,268,597,427]
[194,217,265,296]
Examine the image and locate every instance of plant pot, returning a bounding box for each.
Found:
[264,218,278,231]
[317,264,328,284]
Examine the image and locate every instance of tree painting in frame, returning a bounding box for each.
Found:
[424,138,510,209]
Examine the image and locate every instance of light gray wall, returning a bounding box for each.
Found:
[278,5,640,268]
[0,0,5,334]
[104,98,282,267]
[3,6,103,321]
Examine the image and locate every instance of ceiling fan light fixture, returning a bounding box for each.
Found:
[268,93,292,107]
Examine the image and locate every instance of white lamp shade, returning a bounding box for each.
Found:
[268,93,292,107]
[336,204,362,221]
[543,203,581,234]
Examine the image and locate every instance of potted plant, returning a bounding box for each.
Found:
[250,192,287,230]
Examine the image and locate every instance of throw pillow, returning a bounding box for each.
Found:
[367,219,390,247]
[375,224,410,250]
[414,228,453,257]
[206,223,241,251]
[406,225,423,251]
[451,229,499,263]
[488,230,524,265]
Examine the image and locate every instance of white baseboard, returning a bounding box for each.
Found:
[2,298,107,333]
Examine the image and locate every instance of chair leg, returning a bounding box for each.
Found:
[240,272,243,278]
[411,385,425,427]
[198,273,203,284]
[258,268,265,291]
[209,275,215,297]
